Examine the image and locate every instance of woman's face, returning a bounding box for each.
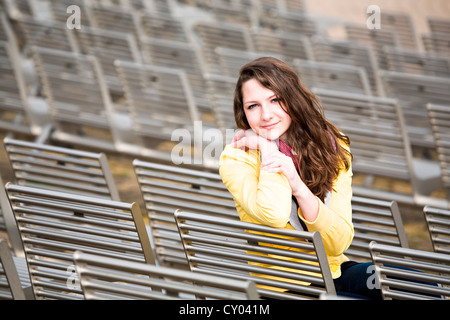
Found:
[242,78,292,141]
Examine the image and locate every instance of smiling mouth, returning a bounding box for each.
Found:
[261,122,279,130]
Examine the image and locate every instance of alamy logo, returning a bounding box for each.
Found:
[366,264,380,290]
[366,5,381,30]
[66,5,81,30]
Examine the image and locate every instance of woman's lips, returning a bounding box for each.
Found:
[261,122,279,130]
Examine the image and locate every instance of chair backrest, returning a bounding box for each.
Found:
[312,37,383,96]
[0,238,26,299]
[114,60,200,144]
[3,137,120,201]
[140,37,208,111]
[427,103,450,200]
[87,3,143,45]
[76,26,143,93]
[211,2,258,28]
[5,183,154,299]
[427,17,450,34]
[422,32,450,56]
[312,88,435,205]
[345,24,400,70]
[381,71,450,148]
[259,11,317,37]
[250,28,314,62]
[203,73,237,136]
[215,47,284,78]
[346,196,408,261]
[73,251,259,300]
[139,10,188,42]
[0,39,33,135]
[32,45,116,150]
[381,11,419,50]
[383,46,450,78]
[174,210,335,300]
[294,59,372,96]
[132,159,238,269]
[369,241,450,300]
[313,88,412,181]
[423,206,450,255]
[191,21,253,74]
[253,0,307,15]
[16,17,79,52]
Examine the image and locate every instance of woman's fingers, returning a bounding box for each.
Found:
[232,129,245,143]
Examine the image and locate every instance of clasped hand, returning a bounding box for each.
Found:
[231,129,304,197]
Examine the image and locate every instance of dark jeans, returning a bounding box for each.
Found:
[333,261,440,300]
[334,261,382,300]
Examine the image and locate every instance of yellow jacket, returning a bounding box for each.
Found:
[219,143,354,279]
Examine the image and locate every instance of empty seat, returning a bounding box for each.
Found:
[313,88,443,208]
[294,59,372,96]
[5,183,154,299]
[427,103,450,202]
[346,196,408,261]
[73,251,259,299]
[369,241,450,300]
[3,137,120,201]
[423,206,450,254]
[0,238,26,299]
[133,159,238,269]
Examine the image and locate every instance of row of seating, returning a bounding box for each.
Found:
[0,136,449,299]
[1,0,449,210]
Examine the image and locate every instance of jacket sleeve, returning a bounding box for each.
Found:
[219,144,292,228]
[298,161,354,257]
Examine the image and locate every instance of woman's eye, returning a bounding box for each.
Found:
[247,104,258,109]
[271,98,279,103]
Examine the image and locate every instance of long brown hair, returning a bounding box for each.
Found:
[234,57,352,201]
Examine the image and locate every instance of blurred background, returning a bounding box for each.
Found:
[1,0,449,252]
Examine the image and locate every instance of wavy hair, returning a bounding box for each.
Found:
[233,57,352,201]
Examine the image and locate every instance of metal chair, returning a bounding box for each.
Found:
[369,241,450,300]
[203,73,237,136]
[427,17,450,34]
[423,206,450,254]
[422,32,450,56]
[139,10,189,43]
[114,60,202,162]
[3,137,120,201]
[313,88,444,208]
[32,46,117,151]
[345,23,400,70]
[0,238,26,299]
[312,37,384,97]
[5,183,154,299]
[74,251,259,299]
[381,11,419,50]
[427,103,450,203]
[133,159,238,269]
[380,71,450,149]
[346,196,408,261]
[0,39,39,136]
[191,21,253,75]
[293,59,372,96]
[76,26,143,95]
[383,46,450,78]
[140,37,209,113]
[174,210,336,300]
[250,28,314,63]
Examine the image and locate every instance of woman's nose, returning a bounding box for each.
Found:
[261,105,273,121]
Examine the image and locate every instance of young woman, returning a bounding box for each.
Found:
[219,56,381,299]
